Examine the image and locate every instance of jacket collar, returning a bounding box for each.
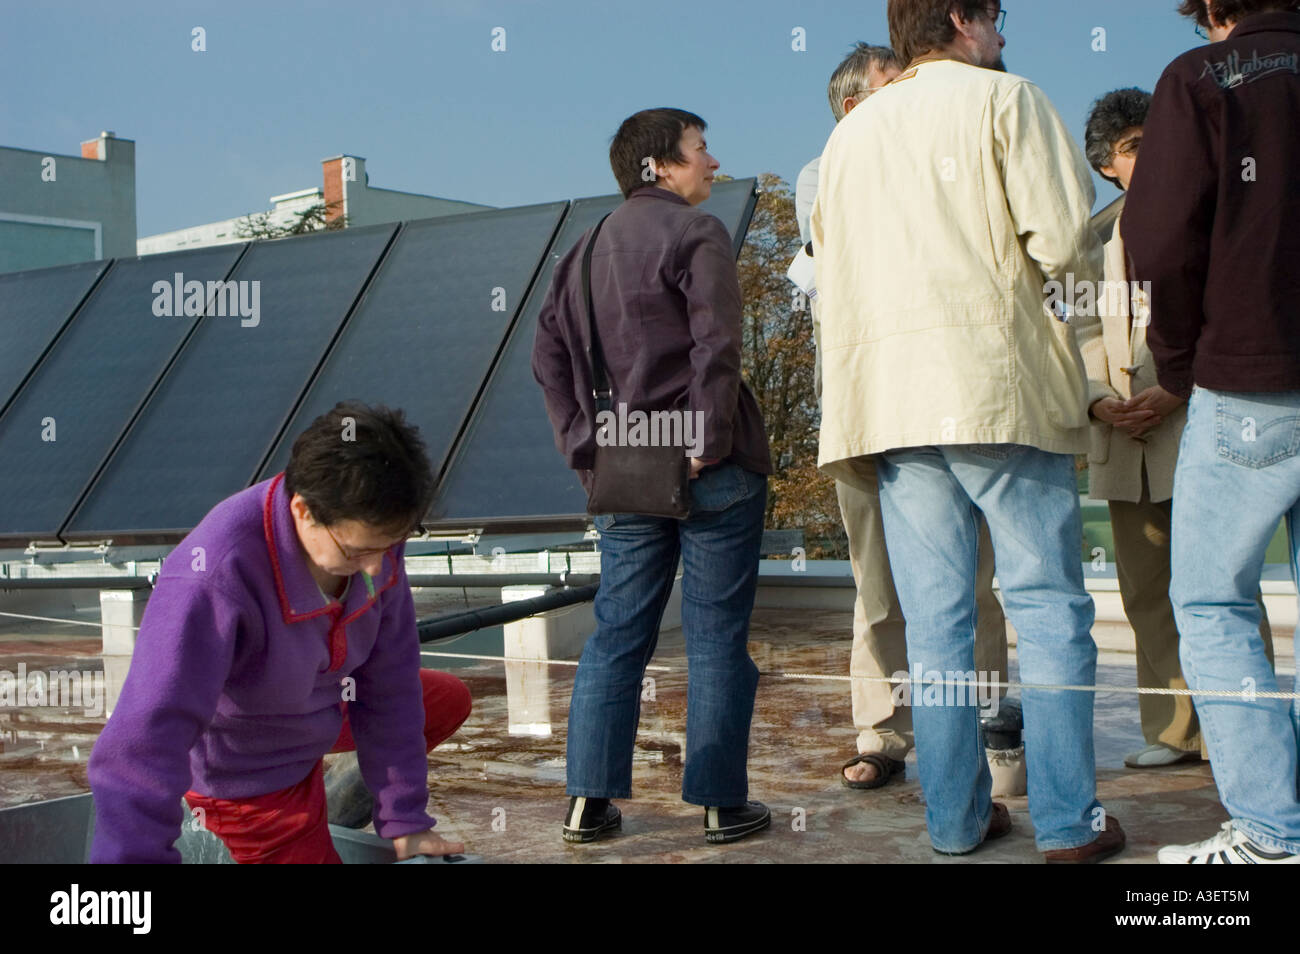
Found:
[1230,11,1300,38]
[628,186,689,207]
[262,472,399,626]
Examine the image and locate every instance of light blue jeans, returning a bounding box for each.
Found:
[1171,387,1300,853]
[876,444,1103,853]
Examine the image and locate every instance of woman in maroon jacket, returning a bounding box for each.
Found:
[532,109,773,845]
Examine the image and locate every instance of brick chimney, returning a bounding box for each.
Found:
[81,130,117,160]
[321,154,365,227]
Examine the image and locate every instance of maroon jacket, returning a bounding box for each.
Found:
[1122,11,1300,399]
[531,187,771,480]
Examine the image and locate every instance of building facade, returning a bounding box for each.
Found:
[0,132,137,275]
[137,154,490,255]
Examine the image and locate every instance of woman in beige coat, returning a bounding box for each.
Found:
[1079,89,1273,768]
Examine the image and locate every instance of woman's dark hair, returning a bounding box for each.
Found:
[1177,0,1300,28]
[284,401,434,534]
[609,108,708,199]
[1084,88,1152,187]
[888,0,993,66]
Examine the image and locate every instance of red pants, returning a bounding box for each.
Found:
[185,669,471,864]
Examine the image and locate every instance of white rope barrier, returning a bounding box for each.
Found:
[2,607,1290,700]
[421,650,1300,700]
[0,610,108,630]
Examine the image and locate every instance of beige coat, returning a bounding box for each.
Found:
[1077,202,1185,503]
[810,60,1102,482]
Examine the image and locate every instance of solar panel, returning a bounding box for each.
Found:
[0,259,108,417]
[703,178,761,256]
[63,225,397,542]
[429,179,758,530]
[256,202,566,483]
[0,246,245,543]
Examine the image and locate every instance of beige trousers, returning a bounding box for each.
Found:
[835,456,1009,760]
[1108,466,1274,754]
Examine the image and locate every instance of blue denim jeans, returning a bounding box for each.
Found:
[876,444,1102,853]
[1171,387,1300,853]
[566,462,767,806]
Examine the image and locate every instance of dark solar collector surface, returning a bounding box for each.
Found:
[257,201,566,483]
[64,226,397,541]
[0,245,245,543]
[0,260,108,417]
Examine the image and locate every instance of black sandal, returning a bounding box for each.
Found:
[840,752,905,790]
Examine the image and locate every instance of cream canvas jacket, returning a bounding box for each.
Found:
[1077,203,1185,503]
[811,59,1103,481]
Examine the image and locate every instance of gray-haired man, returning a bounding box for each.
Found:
[795,41,1008,789]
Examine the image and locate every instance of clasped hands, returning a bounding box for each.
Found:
[1090,386,1184,440]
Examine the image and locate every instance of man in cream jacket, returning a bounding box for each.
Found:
[796,42,1008,793]
[812,0,1122,862]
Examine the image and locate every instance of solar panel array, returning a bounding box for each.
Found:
[0,181,758,545]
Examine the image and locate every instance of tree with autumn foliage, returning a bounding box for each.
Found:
[731,172,848,558]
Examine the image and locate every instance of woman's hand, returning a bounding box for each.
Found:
[689,457,720,479]
[1122,386,1185,438]
[1090,396,1159,438]
[393,829,465,860]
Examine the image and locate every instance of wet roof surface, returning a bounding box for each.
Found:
[1,605,1293,863]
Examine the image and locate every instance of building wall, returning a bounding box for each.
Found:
[324,155,490,228]
[0,133,136,274]
[137,155,491,256]
[136,189,322,256]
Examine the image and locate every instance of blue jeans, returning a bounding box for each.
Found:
[566,462,767,806]
[1171,387,1300,853]
[876,444,1102,853]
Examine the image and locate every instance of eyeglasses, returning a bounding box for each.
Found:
[1113,135,1142,158]
[986,5,1007,33]
[322,523,402,562]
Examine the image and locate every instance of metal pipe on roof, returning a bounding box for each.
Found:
[0,577,154,590]
[417,583,599,644]
[0,572,600,591]
[408,572,598,588]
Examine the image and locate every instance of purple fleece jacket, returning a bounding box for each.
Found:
[88,474,434,863]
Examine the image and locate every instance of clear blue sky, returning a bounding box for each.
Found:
[1,0,1204,236]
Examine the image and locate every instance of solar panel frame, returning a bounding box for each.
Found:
[254,201,568,486]
[0,182,757,546]
[61,224,398,544]
[0,244,248,545]
[0,259,110,419]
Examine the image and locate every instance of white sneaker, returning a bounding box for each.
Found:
[1158,821,1300,864]
[1124,743,1199,768]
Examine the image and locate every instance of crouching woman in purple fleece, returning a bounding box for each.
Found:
[88,402,472,863]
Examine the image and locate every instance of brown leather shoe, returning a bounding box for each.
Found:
[1043,815,1126,864]
[934,802,1011,855]
[987,802,1012,842]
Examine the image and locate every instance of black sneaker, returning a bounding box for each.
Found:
[562,796,622,843]
[704,801,771,844]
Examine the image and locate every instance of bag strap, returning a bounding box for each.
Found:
[582,212,614,413]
